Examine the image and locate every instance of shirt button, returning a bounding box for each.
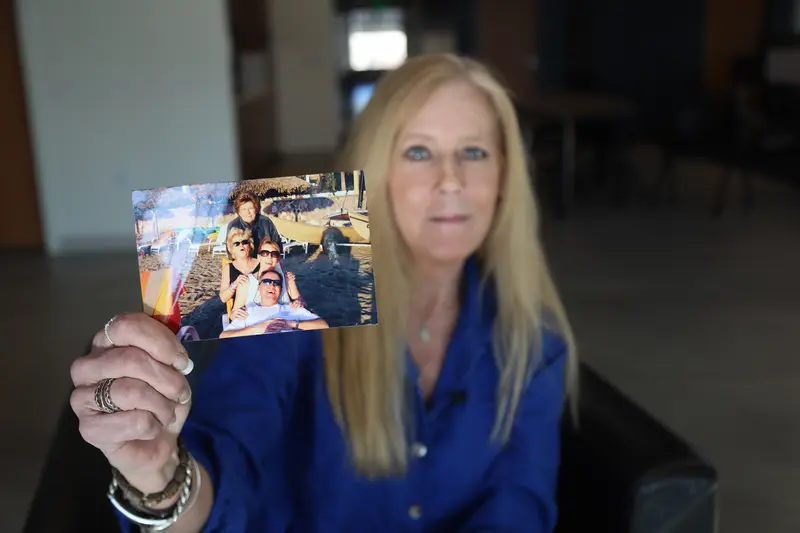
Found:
[412,443,428,458]
[408,505,422,520]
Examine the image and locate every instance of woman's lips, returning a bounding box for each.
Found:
[430,215,469,223]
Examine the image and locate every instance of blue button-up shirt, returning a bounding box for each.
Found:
[118,258,567,532]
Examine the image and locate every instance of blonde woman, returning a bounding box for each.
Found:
[218,227,259,306]
[229,240,305,322]
[70,54,577,533]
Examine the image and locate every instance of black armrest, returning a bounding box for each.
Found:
[556,364,718,533]
[22,339,221,533]
[22,389,119,533]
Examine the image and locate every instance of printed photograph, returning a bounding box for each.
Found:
[133,171,376,342]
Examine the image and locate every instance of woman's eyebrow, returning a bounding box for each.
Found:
[401,132,488,142]
[401,132,435,141]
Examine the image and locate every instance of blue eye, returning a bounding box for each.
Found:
[462,147,488,160]
[405,146,431,161]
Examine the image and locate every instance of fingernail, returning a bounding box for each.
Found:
[178,386,192,405]
[179,358,194,376]
[173,350,193,375]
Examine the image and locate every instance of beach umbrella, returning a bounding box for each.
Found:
[140,268,185,335]
[229,176,312,201]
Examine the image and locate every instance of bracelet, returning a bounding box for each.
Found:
[107,440,200,531]
[118,439,191,508]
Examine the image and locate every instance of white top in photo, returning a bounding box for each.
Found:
[224,302,320,332]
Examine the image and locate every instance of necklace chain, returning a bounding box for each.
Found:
[419,326,431,343]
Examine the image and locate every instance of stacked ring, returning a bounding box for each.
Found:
[104,316,119,347]
[94,378,121,414]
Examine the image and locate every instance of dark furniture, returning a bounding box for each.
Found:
[522,94,638,217]
[653,53,800,216]
[23,340,718,533]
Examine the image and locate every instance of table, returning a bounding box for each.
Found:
[523,92,637,215]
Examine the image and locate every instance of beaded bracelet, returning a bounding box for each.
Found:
[107,440,200,531]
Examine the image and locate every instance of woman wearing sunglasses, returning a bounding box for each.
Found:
[218,227,260,308]
[229,239,304,322]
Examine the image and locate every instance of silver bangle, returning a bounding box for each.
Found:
[108,454,201,531]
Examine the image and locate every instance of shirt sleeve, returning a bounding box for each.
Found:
[116,333,311,532]
[458,331,567,533]
[224,317,247,332]
[287,307,320,321]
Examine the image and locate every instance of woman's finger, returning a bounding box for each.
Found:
[71,346,191,405]
[79,409,162,448]
[70,378,178,427]
[91,313,191,374]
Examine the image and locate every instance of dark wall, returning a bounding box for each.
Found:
[765,0,799,42]
[538,0,707,134]
[536,0,568,88]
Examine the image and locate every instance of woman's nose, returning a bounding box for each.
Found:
[436,156,465,193]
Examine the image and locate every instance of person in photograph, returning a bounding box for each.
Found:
[72,54,577,533]
[218,227,259,308]
[226,191,283,253]
[229,240,305,321]
[219,270,328,338]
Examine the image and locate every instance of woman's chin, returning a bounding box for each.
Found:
[416,242,478,266]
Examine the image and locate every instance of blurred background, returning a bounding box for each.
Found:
[1,0,799,531]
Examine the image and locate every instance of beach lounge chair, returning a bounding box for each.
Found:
[149,231,175,257]
[211,225,229,257]
[281,236,308,257]
[189,231,217,256]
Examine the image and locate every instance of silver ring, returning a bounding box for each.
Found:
[104,316,119,347]
[94,378,121,414]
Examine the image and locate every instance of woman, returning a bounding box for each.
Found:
[230,240,304,322]
[218,227,259,308]
[69,54,577,532]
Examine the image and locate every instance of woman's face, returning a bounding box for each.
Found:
[388,80,502,267]
[258,245,281,269]
[238,201,258,224]
[230,236,251,259]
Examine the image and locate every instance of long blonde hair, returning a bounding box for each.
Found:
[323,54,577,477]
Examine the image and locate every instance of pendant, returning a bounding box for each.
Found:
[419,326,431,343]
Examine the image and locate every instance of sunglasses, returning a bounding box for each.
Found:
[258,250,281,258]
[232,240,250,248]
[260,278,283,287]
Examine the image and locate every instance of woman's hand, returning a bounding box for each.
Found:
[69,313,193,495]
[285,272,296,284]
[230,307,249,321]
[230,274,249,292]
[290,300,302,309]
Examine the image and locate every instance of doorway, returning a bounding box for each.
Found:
[0,0,43,250]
